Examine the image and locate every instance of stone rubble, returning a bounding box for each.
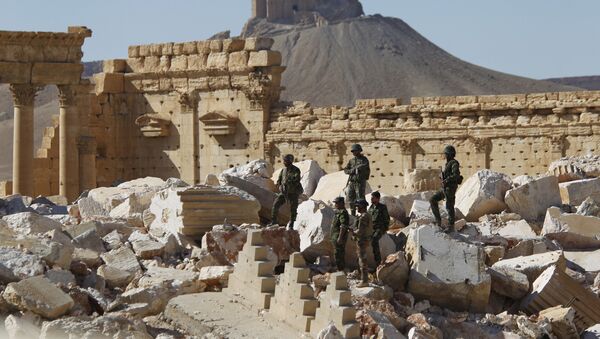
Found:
[2,162,600,338]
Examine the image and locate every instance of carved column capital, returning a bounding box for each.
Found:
[9,84,41,107]
[470,137,490,153]
[58,85,77,108]
[179,91,199,112]
[550,134,566,153]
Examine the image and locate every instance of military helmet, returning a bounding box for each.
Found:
[283,154,294,162]
[333,196,345,204]
[351,144,363,152]
[443,145,456,157]
[356,199,368,207]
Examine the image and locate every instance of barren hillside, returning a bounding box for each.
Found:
[547,75,600,90]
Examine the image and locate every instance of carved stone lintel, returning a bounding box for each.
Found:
[398,139,416,154]
[471,137,491,153]
[550,135,566,153]
[9,84,41,107]
[179,91,199,112]
[58,85,77,108]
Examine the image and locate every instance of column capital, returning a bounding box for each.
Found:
[58,85,77,108]
[178,91,199,112]
[9,84,41,107]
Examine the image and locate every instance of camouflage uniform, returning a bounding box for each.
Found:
[272,164,303,225]
[430,158,461,227]
[368,202,390,266]
[353,211,373,284]
[330,207,350,271]
[343,155,370,215]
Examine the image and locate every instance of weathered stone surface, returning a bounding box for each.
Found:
[72,228,106,253]
[456,170,512,221]
[272,159,326,197]
[559,177,600,205]
[220,159,276,192]
[45,269,76,287]
[564,249,600,272]
[4,313,41,339]
[496,219,537,239]
[578,197,600,217]
[199,265,233,287]
[488,266,529,299]
[405,225,490,312]
[408,199,458,226]
[3,276,74,319]
[492,251,566,284]
[504,176,561,221]
[376,251,409,291]
[484,246,505,266]
[542,206,600,249]
[0,248,45,282]
[539,306,578,339]
[2,212,62,236]
[406,313,443,339]
[137,266,205,294]
[97,265,133,288]
[72,247,101,267]
[583,324,600,339]
[549,154,600,182]
[40,315,152,339]
[0,195,29,216]
[316,323,343,339]
[310,272,360,338]
[396,191,435,223]
[100,246,141,274]
[295,200,335,262]
[311,171,372,204]
[132,239,165,259]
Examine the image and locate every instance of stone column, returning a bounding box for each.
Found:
[179,92,199,185]
[58,85,80,201]
[399,139,416,180]
[471,137,491,170]
[10,84,39,197]
[550,135,566,160]
[78,136,97,192]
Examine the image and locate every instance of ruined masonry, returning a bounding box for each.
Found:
[269,252,318,332]
[224,230,276,309]
[310,272,360,339]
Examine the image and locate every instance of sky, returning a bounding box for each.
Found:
[2,0,599,80]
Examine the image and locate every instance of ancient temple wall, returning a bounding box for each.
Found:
[267,93,600,194]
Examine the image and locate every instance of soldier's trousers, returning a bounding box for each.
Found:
[272,193,299,224]
[372,232,383,265]
[430,187,456,226]
[357,240,370,283]
[331,232,347,271]
[346,181,366,212]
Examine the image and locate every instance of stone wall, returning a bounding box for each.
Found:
[267,93,600,194]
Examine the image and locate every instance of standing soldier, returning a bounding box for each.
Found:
[429,145,462,233]
[271,154,303,230]
[368,191,390,267]
[330,196,350,272]
[352,199,373,287]
[344,144,371,216]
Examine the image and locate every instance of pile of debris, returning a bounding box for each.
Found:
[1,158,600,339]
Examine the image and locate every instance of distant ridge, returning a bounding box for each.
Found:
[546,76,600,91]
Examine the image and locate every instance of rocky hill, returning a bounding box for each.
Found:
[547,75,600,90]
[244,15,579,106]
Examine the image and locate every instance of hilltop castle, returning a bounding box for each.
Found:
[250,0,363,24]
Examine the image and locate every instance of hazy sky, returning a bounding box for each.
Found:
[3,0,599,79]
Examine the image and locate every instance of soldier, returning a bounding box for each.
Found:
[343,144,371,216]
[429,145,463,233]
[352,199,373,287]
[330,196,350,272]
[368,191,390,266]
[271,154,303,230]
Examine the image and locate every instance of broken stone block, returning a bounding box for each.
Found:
[295,200,335,262]
[539,306,579,339]
[376,251,409,292]
[199,266,233,287]
[559,177,600,206]
[578,197,600,217]
[521,265,600,332]
[484,246,505,266]
[244,37,274,51]
[4,313,41,339]
[71,228,106,253]
[102,229,123,251]
[272,159,326,197]
[97,265,133,288]
[269,252,319,333]
[455,170,512,221]
[360,310,404,339]
[147,185,260,239]
[40,314,152,339]
[310,272,360,338]
[224,230,276,309]
[488,266,529,299]
[116,285,172,316]
[406,313,443,339]
[72,248,101,268]
[0,195,29,215]
[542,206,600,249]
[408,200,462,226]
[504,176,561,221]
[45,269,76,287]
[248,50,282,67]
[3,276,74,319]
[0,248,45,282]
[405,225,490,313]
[132,239,165,259]
[492,250,566,284]
[564,249,600,272]
[219,159,276,192]
[496,219,537,240]
[351,284,392,302]
[397,191,435,222]
[100,246,141,274]
[137,266,204,294]
[316,323,343,339]
[311,171,372,205]
[2,212,62,236]
[583,324,600,339]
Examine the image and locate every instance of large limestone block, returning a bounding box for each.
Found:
[86,176,169,214]
[220,159,276,192]
[397,191,435,223]
[376,251,409,291]
[2,212,62,236]
[272,160,326,197]
[137,266,204,294]
[496,220,537,240]
[408,200,458,226]
[3,276,74,319]
[295,200,335,262]
[559,178,600,205]
[0,248,45,282]
[539,306,579,339]
[548,154,600,182]
[405,225,490,312]
[40,315,152,339]
[504,176,561,221]
[564,249,600,272]
[492,251,566,284]
[100,246,141,274]
[311,171,372,205]
[456,170,512,221]
[402,169,442,193]
[147,185,260,239]
[542,207,600,249]
[488,266,529,299]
